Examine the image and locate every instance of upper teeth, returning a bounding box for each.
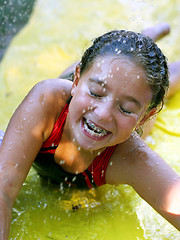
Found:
[85,119,108,136]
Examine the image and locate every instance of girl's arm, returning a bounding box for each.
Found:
[106,134,180,230]
[142,22,170,42]
[0,193,12,240]
[59,61,79,81]
[0,79,69,239]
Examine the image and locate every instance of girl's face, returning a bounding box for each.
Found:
[67,56,153,151]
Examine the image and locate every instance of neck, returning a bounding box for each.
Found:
[54,138,103,174]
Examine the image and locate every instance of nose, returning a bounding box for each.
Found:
[94,101,114,122]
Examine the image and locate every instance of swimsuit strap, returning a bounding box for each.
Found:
[85,144,117,187]
[40,98,70,154]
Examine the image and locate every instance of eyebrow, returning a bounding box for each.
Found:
[89,78,106,86]
[125,96,142,109]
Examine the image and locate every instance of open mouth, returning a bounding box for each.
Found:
[82,118,110,138]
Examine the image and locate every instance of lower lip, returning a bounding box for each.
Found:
[81,118,110,141]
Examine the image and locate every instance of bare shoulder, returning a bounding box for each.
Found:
[105,132,142,184]
[31,78,72,115]
[32,78,72,104]
[105,132,176,186]
[24,78,73,139]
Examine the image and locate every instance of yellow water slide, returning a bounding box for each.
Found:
[1,0,180,239]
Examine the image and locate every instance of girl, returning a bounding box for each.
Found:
[0,23,180,239]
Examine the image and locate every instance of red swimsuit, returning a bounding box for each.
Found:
[34,98,117,189]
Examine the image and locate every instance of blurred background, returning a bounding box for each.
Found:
[0,0,36,61]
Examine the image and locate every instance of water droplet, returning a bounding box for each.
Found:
[60,160,65,165]
[72,176,77,182]
[78,146,81,151]
[82,109,86,114]
[59,183,64,193]
[148,51,156,57]
[3,179,8,183]
[137,75,140,79]
[14,163,19,168]
[110,161,113,166]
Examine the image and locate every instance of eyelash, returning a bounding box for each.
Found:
[120,107,132,115]
[90,91,102,98]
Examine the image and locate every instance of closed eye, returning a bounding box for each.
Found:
[120,107,132,115]
[90,91,102,98]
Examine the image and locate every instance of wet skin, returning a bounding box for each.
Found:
[65,56,153,152]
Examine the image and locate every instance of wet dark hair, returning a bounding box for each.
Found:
[79,30,169,112]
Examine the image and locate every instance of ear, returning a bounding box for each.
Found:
[71,65,81,96]
[137,108,157,128]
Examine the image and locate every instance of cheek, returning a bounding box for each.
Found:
[70,95,90,118]
[74,86,94,107]
[74,85,88,103]
[117,116,138,133]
